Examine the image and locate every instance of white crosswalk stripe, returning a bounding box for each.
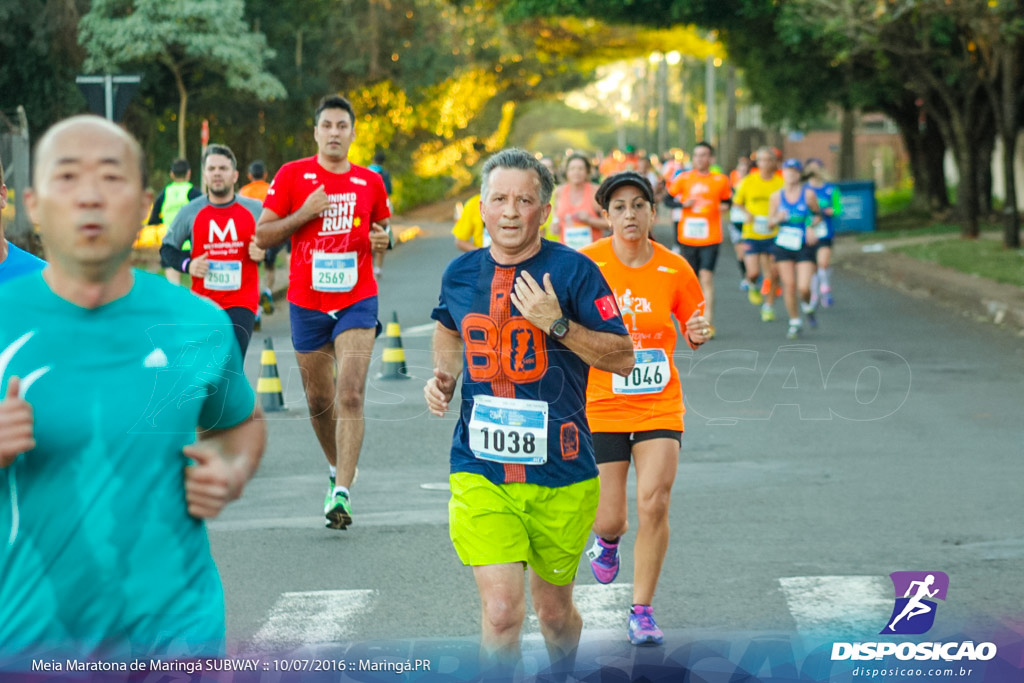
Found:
[247,589,378,651]
[779,575,893,636]
[245,578,893,652]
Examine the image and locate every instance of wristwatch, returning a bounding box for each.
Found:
[549,317,570,340]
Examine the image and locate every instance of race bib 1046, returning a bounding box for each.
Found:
[612,348,671,395]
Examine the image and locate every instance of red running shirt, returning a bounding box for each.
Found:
[263,157,390,312]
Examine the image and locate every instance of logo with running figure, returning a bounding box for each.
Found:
[881,571,949,635]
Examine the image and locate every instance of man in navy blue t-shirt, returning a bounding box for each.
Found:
[425,148,634,676]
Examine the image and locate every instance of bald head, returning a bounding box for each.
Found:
[33,115,147,189]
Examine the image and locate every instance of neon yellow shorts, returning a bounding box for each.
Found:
[448,472,600,586]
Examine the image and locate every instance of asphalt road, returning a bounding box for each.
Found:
[210,218,1024,678]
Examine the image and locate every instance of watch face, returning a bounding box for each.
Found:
[551,318,569,339]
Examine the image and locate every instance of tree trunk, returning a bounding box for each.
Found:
[170,63,189,160]
[951,122,980,238]
[887,97,950,214]
[977,125,995,218]
[724,65,738,170]
[367,0,380,81]
[921,121,950,214]
[839,107,857,180]
[1000,42,1021,248]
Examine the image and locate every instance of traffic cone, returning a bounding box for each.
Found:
[377,311,410,380]
[257,338,285,411]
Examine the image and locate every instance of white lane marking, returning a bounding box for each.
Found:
[779,575,893,635]
[208,507,448,532]
[400,323,438,338]
[248,590,378,650]
[526,584,633,634]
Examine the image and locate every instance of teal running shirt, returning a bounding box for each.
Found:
[0,270,255,663]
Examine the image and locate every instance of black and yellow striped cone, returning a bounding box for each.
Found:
[377,311,410,380]
[257,338,285,411]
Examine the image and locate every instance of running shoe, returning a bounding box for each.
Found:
[260,288,275,315]
[760,305,775,322]
[747,287,763,306]
[821,291,834,308]
[586,537,620,584]
[787,323,801,340]
[627,605,664,646]
[325,489,352,530]
[805,308,818,328]
[323,477,335,514]
[739,279,750,292]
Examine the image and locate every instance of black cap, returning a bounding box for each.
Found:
[595,171,655,210]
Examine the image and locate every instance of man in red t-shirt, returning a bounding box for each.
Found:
[256,95,391,531]
[161,143,265,357]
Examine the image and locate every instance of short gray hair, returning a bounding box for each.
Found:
[480,148,554,206]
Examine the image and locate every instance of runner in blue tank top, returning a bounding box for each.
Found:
[767,159,822,339]
[805,158,843,307]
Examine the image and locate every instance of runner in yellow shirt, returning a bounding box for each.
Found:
[733,147,784,322]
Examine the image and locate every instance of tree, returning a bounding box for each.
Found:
[502,0,971,222]
[80,0,286,158]
[784,0,1021,241]
[0,0,87,134]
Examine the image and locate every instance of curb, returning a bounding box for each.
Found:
[836,240,1024,336]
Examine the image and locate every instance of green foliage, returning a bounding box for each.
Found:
[0,0,87,133]
[392,173,455,214]
[876,186,915,217]
[893,238,1024,289]
[80,0,285,100]
[80,0,286,158]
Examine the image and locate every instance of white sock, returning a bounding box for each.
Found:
[333,485,350,498]
[819,268,831,291]
[801,301,815,314]
[789,318,802,327]
[329,465,337,480]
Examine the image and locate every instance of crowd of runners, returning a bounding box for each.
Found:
[0,96,846,674]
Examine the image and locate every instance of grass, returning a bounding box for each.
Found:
[857,220,1003,241]
[856,188,1023,288]
[891,238,1024,289]
[876,186,915,217]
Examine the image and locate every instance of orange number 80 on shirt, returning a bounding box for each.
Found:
[462,313,549,383]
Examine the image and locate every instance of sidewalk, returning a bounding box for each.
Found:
[834,233,1024,336]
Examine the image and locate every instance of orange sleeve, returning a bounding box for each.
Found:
[673,259,706,349]
[666,173,685,198]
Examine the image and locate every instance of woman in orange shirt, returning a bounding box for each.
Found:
[579,172,710,646]
[553,153,604,249]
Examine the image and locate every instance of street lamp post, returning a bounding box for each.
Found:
[666,51,681,151]
[705,55,715,145]
[648,52,662,154]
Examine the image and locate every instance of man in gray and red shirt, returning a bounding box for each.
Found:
[161,144,265,358]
